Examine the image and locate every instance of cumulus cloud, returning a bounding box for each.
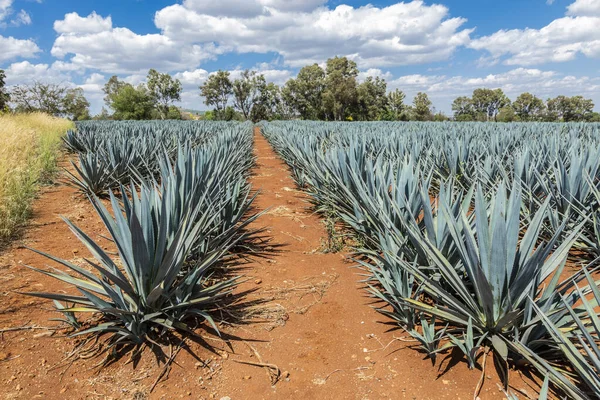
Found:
[470,0,600,66]
[567,0,600,16]
[0,0,13,22]
[0,35,41,62]
[3,61,70,85]
[155,1,473,68]
[358,68,394,82]
[51,12,217,74]
[174,68,209,90]
[54,11,112,34]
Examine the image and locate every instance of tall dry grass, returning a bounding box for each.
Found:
[0,113,73,241]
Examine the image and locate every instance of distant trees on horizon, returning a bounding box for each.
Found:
[1,58,599,123]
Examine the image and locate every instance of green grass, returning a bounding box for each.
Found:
[0,113,73,241]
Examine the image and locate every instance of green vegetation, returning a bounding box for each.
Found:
[262,121,600,399]
[0,113,73,241]
[27,120,260,355]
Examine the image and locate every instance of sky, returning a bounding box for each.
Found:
[0,0,599,115]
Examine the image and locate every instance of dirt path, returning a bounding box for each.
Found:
[0,128,513,399]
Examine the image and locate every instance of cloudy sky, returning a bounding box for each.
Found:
[1,0,599,114]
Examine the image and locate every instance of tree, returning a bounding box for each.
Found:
[231,70,265,120]
[355,76,388,121]
[110,84,156,120]
[512,92,545,121]
[497,106,516,122]
[200,70,233,119]
[103,75,127,108]
[251,82,282,121]
[323,56,359,121]
[452,96,475,121]
[0,70,9,112]
[62,87,91,120]
[471,88,510,121]
[412,92,433,121]
[147,69,182,120]
[546,95,594,122]
[384,89,407,121]
[567,96,594,121]
[282,64,326,120]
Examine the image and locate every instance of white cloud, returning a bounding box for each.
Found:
[174,68,209,90]
[0,0,13,22]
[0,35,41,62]
[54,11,112,34]
[9,9,30,26]
[470,1,600,66]
[358,68,393,82]
[182,0,266,18]
[155,1,473,68]
[3,61,69,85]
[567,0,600,16]
[51,12,216,74]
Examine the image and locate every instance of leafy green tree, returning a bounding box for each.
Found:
[103,75,127,108]
[471,88,510,121]
[110,84,155,120]
[147,69,182,120]
[282,64,326,120]
[92,107,111,120]
[412,92,433,121]
[323,56,359,121]
[0,70,9,112]
[231,70,266,120]
[497,106,516,122]
[452,96,475,121]
[251,82,281,121]
[432,112,449,121]
[546,95,594,122]
[355,76,388,121]
[167,106,182,120]
[512,92,545,121]
[63,87,91,120]
[384,89,407,120]
[200,70,233,119]
[566,95,594,121]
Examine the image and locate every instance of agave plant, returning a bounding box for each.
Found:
[65,152,118,196]
[25,179,240,350]
[408,317,447,365]
[392,181,584,382]
[512,268,600,400]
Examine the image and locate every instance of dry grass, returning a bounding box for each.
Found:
[0,112,73,240]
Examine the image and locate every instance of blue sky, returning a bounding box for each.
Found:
[1,0,599,114]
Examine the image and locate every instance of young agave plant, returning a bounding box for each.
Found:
[65,152,118,196]
[408,317,447,365]
[445,318,487,370]
[24,179,239,350]
[397,181,584,383]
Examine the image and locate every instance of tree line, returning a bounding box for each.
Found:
[1,59,598,122]
[452,89,599,122]
[200,57,443,122]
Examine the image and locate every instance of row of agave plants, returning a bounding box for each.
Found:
[261,121,600,399]
[26,120,259,356]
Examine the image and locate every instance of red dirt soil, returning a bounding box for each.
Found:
[0,128,537,399]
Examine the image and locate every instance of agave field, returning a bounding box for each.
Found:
[25,120,260,354]
[261,121,600,399]
[7,119,600,399]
